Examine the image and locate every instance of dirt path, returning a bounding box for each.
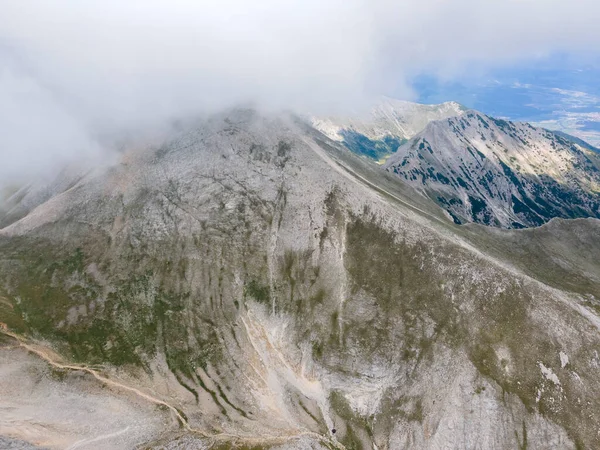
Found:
[0,325,345,449]
[68,426,133,450]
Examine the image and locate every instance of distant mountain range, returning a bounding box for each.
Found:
[311,97,465,161]
[313,99,600,228]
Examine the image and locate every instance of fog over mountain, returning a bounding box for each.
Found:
[2,0,600,182]
[2,3,600,450]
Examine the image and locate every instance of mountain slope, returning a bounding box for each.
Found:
[311,98,465,161]
[552,129,600,154]
[0,164,99,229]
[384,111,600,228]
[1,110,600,449]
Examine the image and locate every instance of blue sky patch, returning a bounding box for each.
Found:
[410,54,600,146]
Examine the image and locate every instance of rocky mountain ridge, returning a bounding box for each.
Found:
[311,97,465,161]
[384,111,600,228]
[0,109,599,449]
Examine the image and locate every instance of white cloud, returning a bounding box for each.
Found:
[1,0,600,181]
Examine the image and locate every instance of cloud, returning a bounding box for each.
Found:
[1,0,600,181]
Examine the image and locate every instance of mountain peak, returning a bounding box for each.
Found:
[384,111,600,228]
[2,108,600,448]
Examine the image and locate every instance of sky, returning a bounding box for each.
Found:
[1,0,600,182]
[413,54,600,146]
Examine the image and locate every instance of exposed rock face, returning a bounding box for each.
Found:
[0,163,101,229]
[311,98,465,161]
[384,111,600,228]
[1,110,600,449]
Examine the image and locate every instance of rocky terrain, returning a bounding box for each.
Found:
[384,111,600,228]
[0,109,600,449]
[311,97,465,161]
